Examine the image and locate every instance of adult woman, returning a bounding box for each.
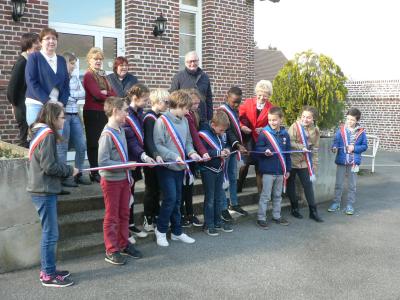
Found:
[25,27,70,126]
[107,56,138,97]
[83,47,116,182]
[238,80,274,192]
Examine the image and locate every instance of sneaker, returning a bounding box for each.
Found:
[272,217,289,226]
[121,243,143,259]
[215,223,233,232]
[105,252,126,265]
[155,228,169,247]
[204,228,219,236]
[171,233,195,244]
[62,176,78,188]
[181,216,192,228]
[221,210,233,222]
[58,189,71,195]
[327,202,341,212]
[129,225,148,238]
[41,274,74,287]
[143,216,155,232]
[40,270,70,282]
[229,205,248,216]
[189,215,203,227]
[256,220,269,229]
[345,204,355,215]
[128,235,136,245]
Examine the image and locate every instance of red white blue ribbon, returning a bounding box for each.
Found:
[219,104,243,161]
[28,126,54,160]
[143,112,158,123]
[126,115,144,146]
[295,122,316,182]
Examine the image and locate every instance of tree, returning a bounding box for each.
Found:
[271,50,348,129]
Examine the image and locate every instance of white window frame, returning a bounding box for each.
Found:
[180,0,202,66]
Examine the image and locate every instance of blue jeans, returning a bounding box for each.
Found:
[156,167,184,235]
[201,169,224,229]
[56,113,87,170]
[222,155,238,209]
[26,102,43,126]
[31,194,59,276]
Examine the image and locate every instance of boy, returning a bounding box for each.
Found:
[255,106,291,229]
[219,86,249,222]
[153,90,201,247]
[328,108,368,215]
[199,110,233,236]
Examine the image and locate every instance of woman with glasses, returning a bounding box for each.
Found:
[107,56,138,98]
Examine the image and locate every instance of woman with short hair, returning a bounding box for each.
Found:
[107,56,138,97]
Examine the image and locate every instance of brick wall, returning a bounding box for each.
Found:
[0,0,48,143]
[346,80,400,152]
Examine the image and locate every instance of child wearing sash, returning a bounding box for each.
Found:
[328,108,368,215]
[153,90,202,247]
[255,107,291,229]
[199,110,233,236]
[142,89,170,232]
[123,84,153,242]
[98,97,142,265]
[287,106,323,222]
[27,102,78,287]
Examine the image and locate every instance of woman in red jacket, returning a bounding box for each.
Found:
[83,47,116,182]
[238,80,274,192]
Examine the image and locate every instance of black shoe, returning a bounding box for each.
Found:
[257,220,269,229]
[291,209,303,219]
[75,173,92,185]
[41,274,74,287]
[62,176,78,188]
[229,205,248,216]
[189,215,203,227]
[121,243,143,259]
[272,217,290,226]
[181,216,192,228]
[90,172,101,183]
[58,189,70,195]
[129,225,148,238]
[105,252,126,265]
[221,210,233,222]
[309,207,324,222]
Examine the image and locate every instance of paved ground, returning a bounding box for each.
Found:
[1,152,400,300]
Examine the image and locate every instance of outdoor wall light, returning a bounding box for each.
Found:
[153,13,167,37]
[11,0,27,22]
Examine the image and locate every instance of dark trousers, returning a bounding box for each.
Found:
[83,110,108,171]
[286,168,316,210]
[13,104,29,148]
[143,167,161,218]
[201,169,224,229]
[180,179,194,217]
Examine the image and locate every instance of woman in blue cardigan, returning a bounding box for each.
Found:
[25,27,70,126]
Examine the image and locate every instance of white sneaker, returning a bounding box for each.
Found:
[130,225,148,238]
[128,235,136,245]
[143,217,155,232]
[155,228,169,247]
[171,233,195,244]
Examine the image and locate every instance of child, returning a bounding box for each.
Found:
[255,106,291,229]
[287,106,323,222]
[123,83,153,241]
[142,88,170,232]
[199,110,233,236]
[98,97,142,265]
[27,102,79,287]
[328,108,368,215]
[219,86,248,222]
[181,89,209,227]
[153,90,201,247]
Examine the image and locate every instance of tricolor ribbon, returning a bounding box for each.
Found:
[340,125,365,171]
[295,122,316,182]
[28,126,54,160]
[126,115,144,146]
[219,104,243,162]
[143,112,158,122]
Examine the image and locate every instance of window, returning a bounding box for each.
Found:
[179,0,202,70]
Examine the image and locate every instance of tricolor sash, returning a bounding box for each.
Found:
[143,112,158,123]
[219,104,243,161]
[126,115,144,146]
[295,122,316,182]
[160,114,194,185]
[103,127,132,185]
[28,126,54,160]
[340,125,365,167]
[261,129,287,192]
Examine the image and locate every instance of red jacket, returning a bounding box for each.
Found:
[83,71,116,111]
[239,97,273,141]
[185,111,207,156]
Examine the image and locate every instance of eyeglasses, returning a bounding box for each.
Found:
[186,59,199,64]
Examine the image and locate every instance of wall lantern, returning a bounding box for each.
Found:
[153,13,167,37]
[11,0,27,22]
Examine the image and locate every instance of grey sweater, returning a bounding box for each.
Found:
[153,111,196,171]
[98,125,129,181]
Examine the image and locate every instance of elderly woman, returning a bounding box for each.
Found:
[83,47,116,183]
[238,80,274,192]
[107,56,138,97]
[25,27,70,126]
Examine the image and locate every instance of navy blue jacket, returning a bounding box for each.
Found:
[199,123,227,173]
[25,52,70,105]
[332,126,368,165]
[255,125,292,175]
[107,72,138,97]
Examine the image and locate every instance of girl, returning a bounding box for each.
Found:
[27,102,79,287]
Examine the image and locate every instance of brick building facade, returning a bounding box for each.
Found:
[0,0,256,144]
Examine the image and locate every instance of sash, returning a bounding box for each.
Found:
[126,115,144,146]
[199,130,229,189]
[295,122,316,182]
[160,115,194,185]
[219,104,243,161]
[103,128,132,185]
[143,112,158,123]
[28,126,54,160]
[261,129,287,192]
[340,125,365,167]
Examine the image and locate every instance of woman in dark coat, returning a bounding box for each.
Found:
[107,56,138,98]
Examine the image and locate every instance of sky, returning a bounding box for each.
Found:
[254,0,400,80]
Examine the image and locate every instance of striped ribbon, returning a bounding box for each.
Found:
[295,122,316,182]
[219,104,243,162]
[125,115,144,146]
[28,126,54,160]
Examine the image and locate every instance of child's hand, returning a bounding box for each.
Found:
[302,147,310,153]
[129,162,137,170]
[255,127,263,134]
[176,156,185,165]
[265,149,273,156]
[202,153,211,161]
[72,167,80,177]
[221,149,230,158]
[190,153,202,161]
[285,172,290,179]
[156,156,164,163]
[331,147,337,153]
[238,144,247,154]
[347,145,355,153]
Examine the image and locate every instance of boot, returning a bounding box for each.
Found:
[237,164,249,193]
[309,206,324,222]
[291,208,303,219]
